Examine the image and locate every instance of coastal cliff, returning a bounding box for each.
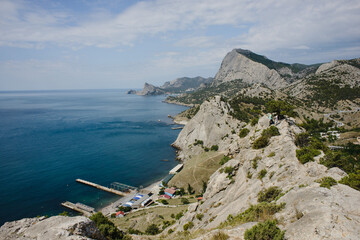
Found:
[168,98,360,239]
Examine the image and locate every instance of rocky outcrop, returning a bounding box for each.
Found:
[169,98,360,239]
[214,49,288,89]
[172,96,244,161]
[126,89,137,94]
[136,83,165,96]
[0,216,105,240]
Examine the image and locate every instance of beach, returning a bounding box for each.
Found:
[100,180,162,216]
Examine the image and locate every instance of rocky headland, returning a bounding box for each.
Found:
[127,76,213,96]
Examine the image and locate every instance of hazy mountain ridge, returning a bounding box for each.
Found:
[128,76,214,96]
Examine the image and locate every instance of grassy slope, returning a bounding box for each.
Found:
[111,205,188,232]
[168,151,224,193]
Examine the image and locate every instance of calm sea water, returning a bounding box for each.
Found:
[0,89,187,225]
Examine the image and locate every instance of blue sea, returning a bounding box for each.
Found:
[0,89,187,225]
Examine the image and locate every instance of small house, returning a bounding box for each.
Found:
[164,187,176,198]
[116,211,125,218]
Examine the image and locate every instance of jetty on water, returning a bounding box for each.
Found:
[76,179,137,196]
[61,201,95,217]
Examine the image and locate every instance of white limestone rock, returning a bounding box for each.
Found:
[214,49,288,89]
[172,96,242,161]
[0,216,105,240]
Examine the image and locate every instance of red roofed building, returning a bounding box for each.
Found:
[161,194,171,199]
[164,188,176,198]
[116,211,125,218]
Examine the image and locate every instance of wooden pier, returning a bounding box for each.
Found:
[76,179,130,196]
[61,201,95,217]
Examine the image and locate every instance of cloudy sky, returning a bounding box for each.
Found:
[0,0,359,90]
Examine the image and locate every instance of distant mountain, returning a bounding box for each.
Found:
[133,82,166,96]
[161,76,213,92]
[127,76,214,95]
[214,49,320,88]
[283,58,360,109]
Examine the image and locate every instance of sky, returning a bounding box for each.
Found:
[0,0,359,90]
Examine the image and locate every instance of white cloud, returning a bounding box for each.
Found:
[0,0,359,53]
[1,0,360,90]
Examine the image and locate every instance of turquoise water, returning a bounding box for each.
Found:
[0,89,187,225]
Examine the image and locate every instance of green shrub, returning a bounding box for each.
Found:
[59,211,68,216]
[244,220,285,240]
[296,147,321,164]
[268,152,275,157]
[253,126,280,149]
[300,118,333,134]
[265,100,296,118]
[145,224,160,235]
[253,136,269,149]
[90,212,124,239]
[194,139,204,146]
[339,171,360,191]
[262,126,280,138]
[251,118,259,126]
[320,150,358,174]
[168,228,174,234]
[317,177,337,189]
[258,169,267,180]
[224,166,234,174]
[252,157,260,169]
[219,155,231,165]
[181,198,190,204]
[128,228,143,235]
[239,128,250,138]
[211,231,230,240]
[295,133,310,148]
[187,183,194,194]
[257,187,282,203]
[160,199,169,205]
[196,213,204,220]
[183,221,194,231]
[202,181,207,193]
[211,145,219,151]
[118,206,132,212]
[162,220,171,229]
[219,202,285,228]
[175,212,183,220]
